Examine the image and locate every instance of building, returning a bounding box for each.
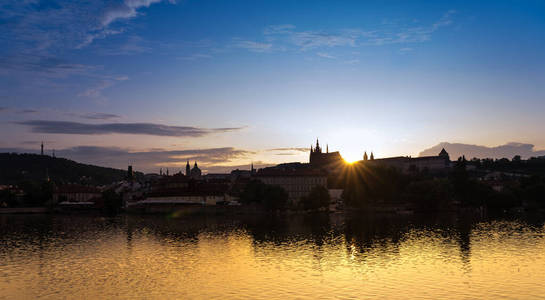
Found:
[370,148,450,173]
[190,161,202,179]
[183,161,203,179]
[136,178,231,206]
[309,139,344,170]
[255,168,328,201]
[53,184,102,204]
[185,160,191,176]
[204,173,231,181]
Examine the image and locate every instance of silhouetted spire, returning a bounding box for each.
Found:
[363,151,368,161]
[127,165,134,180]
[370,152,374,160]
[186,160,191,176]
[41,141,44,156]
[326,144,329,153]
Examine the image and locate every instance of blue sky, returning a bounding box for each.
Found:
[1,0,544,172]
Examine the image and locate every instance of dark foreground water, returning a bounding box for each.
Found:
[1,213,545,299]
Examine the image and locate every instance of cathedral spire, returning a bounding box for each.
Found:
[363,151,368,161]
[315,138,321,153]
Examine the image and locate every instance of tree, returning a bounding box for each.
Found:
[240,180,288,211]
[301,185,330,210]
[403,179,450,211]
[262,185,288,211]
[240,180,267,204]
[102,189,123,214]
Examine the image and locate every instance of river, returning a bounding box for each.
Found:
[1,213,544,299]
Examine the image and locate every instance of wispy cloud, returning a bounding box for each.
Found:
[343,59,360,64]
[17,120,244,137]
[266,147,309,152]
[1,1,175,53]
[231,39,273,53]
[252,11,457,54]
[290,30,360,50]
[95,35,152,55]
[0,0,174,100]
[316,52,336,59]
[0,54,98,78]
[17,109,38,114]
[80,113,122,120]
[78,76,128,99]
[177,53,213,61]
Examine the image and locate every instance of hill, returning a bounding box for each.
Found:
[0,153,139,185]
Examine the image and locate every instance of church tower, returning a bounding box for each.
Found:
[315,138,322,153]
[186,160,191,176]
[41,142,44,155]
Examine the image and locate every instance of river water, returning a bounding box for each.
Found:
[1,213,545,299]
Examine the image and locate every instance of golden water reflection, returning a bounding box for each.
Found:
[1,214,545,299]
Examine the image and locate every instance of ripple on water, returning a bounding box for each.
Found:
[1,214,545,299]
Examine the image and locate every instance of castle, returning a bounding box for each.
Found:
[308,139,450,173]
[309,139,344,169]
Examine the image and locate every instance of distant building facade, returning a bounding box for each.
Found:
[53,185,102,203]
[255,168,327,201]
[370,148,450,173]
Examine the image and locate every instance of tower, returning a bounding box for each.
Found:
[363,151,368,161]
[127,165,134,180]
[370,152,374,160]
[315,138,321,153]
[326,144,329,153]
[41,142,44,155]
[186,160,191,176]
[191,161,202,179]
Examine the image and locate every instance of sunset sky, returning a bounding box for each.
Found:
[1,0,544,173]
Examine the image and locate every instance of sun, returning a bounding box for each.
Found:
[342,152,362,164]
[342,157,359,164]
